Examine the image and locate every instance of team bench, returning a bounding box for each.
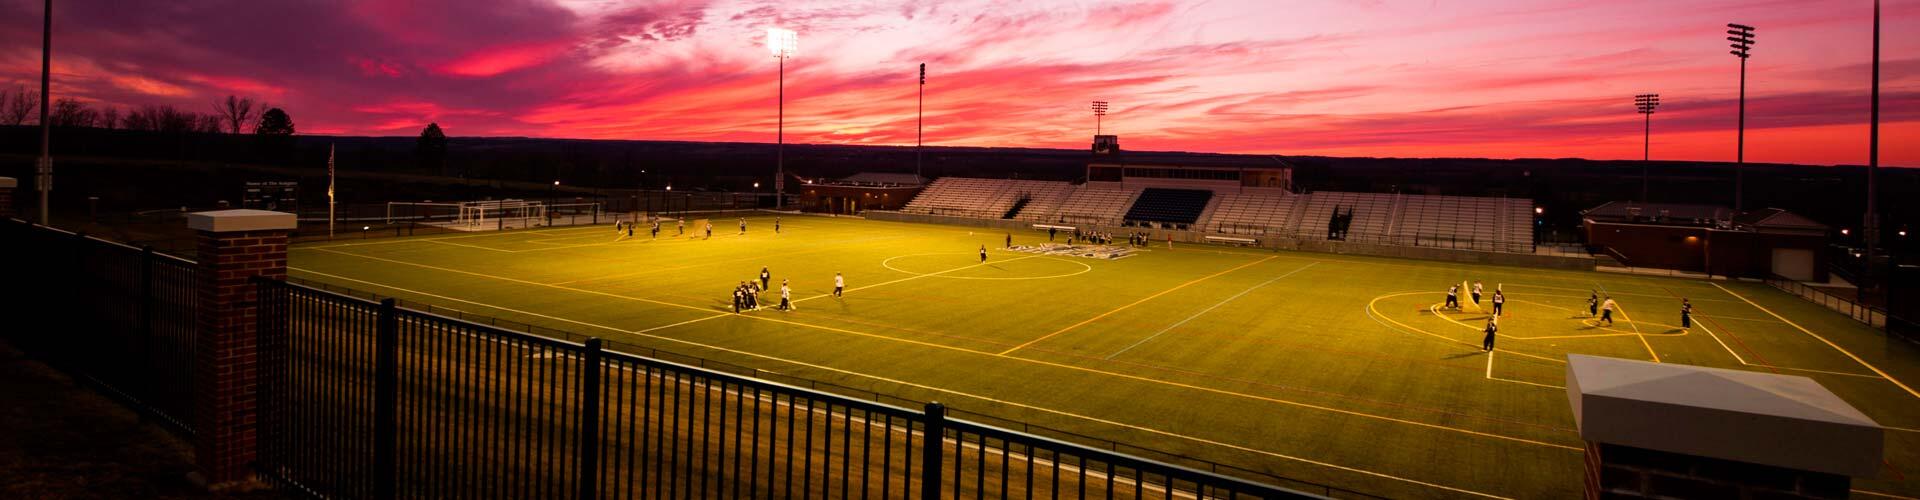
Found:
[1204,235,1258,247]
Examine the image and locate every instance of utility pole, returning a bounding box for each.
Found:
[36,0,52,225]
[1865,0,1882,289]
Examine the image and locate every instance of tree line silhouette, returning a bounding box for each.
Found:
[0,90,294,137]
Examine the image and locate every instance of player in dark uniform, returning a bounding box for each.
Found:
[1680,299,1693,330]
[1048,227,1057,241]
[738,218,747,235]
[627,223,635,238]
[1491,290,1505,317]
[774,217,781,234]
[1482,318,1498,351]
[1587,292,1599,317]
[1470,281,1484,305]
[1445,284,1460,310]
[733,282,745,313]
[651,222,659,239]
[1005,233,1012,248]
[760,267,771,290]
[979,245,988,263]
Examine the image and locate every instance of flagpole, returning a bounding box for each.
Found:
[328,143,336,240]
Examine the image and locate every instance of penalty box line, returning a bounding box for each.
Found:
[283,268,1522,500]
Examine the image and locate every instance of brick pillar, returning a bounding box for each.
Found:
[0,176,16,219]
[188,209,294,488]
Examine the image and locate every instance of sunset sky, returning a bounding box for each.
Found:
[1,0,1914,166]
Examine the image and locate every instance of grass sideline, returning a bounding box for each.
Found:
[288,215,1920,499]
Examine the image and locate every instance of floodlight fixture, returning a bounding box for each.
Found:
[1635,93,1661,201]
[767,28,798,58]
[769,27,798,208]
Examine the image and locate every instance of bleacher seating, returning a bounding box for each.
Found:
[1123,188,1213,226]
[902,178,1072,219]
[1298,192,1395,241]
[1385,195,1534,253]
[1053,187,1138,225]
[902,177,1536,254]
[1205,192,1299,235]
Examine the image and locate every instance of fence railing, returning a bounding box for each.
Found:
[1,219,201,436]
[254,277,1328,499]
[1765,275,1888,329]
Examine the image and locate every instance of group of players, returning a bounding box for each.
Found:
[1441,280,1696,352]
[615,216,784,241]
[730,266,846,314]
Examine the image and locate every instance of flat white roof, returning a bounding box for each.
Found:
[1567,354,1882,477]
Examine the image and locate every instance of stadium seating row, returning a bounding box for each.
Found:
[899,178,1535,253]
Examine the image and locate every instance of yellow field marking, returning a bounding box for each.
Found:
[548,233,910,286]
[1712,283,1920,400]
[308,247,720,316]
[1485,351,1566,390]
[1853,489,1920,499]
[999,255,1279,355]
[293,257,1582,455]
[283,269,1529,499]
[792,253,1047,305]
[1503,283,1739,303]
[1365,292,1565,365]
[1426,302,1684,340]
[879,253,1093,281]
[1600,298,1661,363]
[423,238,515,253]
[295,224,613,250]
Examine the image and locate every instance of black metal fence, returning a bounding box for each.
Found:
[1765,275,1888,329]
[1,219,201,436]
[254,278,1324,499]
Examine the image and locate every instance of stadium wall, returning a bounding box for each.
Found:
[866,211,1594,271]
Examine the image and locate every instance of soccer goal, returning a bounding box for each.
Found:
[450,199,545,230]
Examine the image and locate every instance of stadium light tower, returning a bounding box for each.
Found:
[1635,94,1660,202]
[1865,0,1882,288]
[1727,23,1755,210]
[917,63,926,182]
[1091,101,1109,136]
[768,27,798,209]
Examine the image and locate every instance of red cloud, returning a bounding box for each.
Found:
[437,41,573,77]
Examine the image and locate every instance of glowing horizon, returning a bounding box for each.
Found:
[0,0,1914,166]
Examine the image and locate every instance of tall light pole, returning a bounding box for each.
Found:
[1090,101,1109,136]
[35,0,52,225]
[1727,23,1755,211]
[917,63,925,182]
[1636,93,1660,203]
[1865,0,1882,288]
[768,28,797,210]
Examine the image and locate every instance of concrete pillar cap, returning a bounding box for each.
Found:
[187,209,297,233]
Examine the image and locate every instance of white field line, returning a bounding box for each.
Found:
[1711,283,1920,399]
[283,266,1555,498]
[1104,262,1319,360]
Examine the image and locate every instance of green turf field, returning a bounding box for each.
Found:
[288,214,1920,499]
